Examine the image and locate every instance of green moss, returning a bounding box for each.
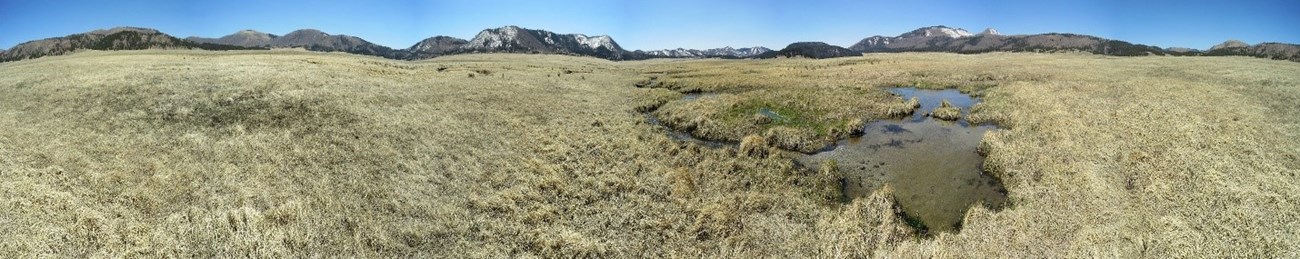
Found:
[720,99,840,137]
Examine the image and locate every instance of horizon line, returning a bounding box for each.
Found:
[3,24,1274,52]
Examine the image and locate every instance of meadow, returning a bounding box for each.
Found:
[0,49,1296,257]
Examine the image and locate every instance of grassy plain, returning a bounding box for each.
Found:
[0,50,1296,257]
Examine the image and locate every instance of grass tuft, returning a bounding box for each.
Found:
[929,99,962,120]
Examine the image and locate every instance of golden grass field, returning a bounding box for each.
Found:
[0,49,1297,257]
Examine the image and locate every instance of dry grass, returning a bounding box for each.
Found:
[637,53,1300,257]
[0,50,1297,257]
[636,55,1050,152]
[930,100,962,120]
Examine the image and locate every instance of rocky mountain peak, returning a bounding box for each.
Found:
[574,34,616,50]
[466,26,523,49]
[457,25,630,59]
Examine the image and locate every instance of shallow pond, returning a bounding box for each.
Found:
[646,88,1008,234]
[800,88,1007,233]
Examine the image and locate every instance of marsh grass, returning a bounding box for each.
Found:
[636,54,1052,152]
[635,52,1300,257]
[650,88,902,153]
[0,50,1296,257]
[0,50,904,257]
[929,99,962,120]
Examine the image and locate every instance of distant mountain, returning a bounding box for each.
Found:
[407,36,468,59]
[185,29,276,46]
[1,27,262,62]
[1206,40,1300,62]
[273,29,406,58]
[640,48,698,57]
[452,25,630,60]
[642,46,772,58]
[846,26,973,52]
[188,29,407,59]
[1210,40,1250,50]
[7,25,1300,63]
[898,26,974,38]
[850,25,1169,56]
[1164,47,1199,54]
[703,47,766,57]
[758,42,860,59]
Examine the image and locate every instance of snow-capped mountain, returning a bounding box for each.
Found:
[643,48,701,57]
[642,46,772,58]
[853,36,892,49]
[850,26,973,51]
[8,25,1298,63]
[575,35,617,50]
[455,26,628,60]
[897,26,974,38]
[187,26,632,60]
[708,46,772,57]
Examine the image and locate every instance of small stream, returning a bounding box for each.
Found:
[646,87,1008,234]
[645,92,731,148]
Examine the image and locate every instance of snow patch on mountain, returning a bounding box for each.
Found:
[466,26,518,49]
[899,26,974,39]
[923,27,971,38]
[574,35,613,50]
[643,46,772,58]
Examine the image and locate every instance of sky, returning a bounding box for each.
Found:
[2,0,1298,51]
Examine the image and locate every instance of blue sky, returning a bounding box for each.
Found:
[2,0,1298,51]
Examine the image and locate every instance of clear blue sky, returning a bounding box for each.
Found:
[2,0,1298,51]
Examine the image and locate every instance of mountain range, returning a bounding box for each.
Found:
[639,46,773,58]
[186,29,407,59]
[850,25,1173,56]
[1203,40,1300,61]
[451,26,627,59]
[758,42,860,59]
[0,27,263,62]
[3,25,1298,62]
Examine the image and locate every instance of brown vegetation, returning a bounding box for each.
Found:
[0,50,1296,257]
[929,99,962,120]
